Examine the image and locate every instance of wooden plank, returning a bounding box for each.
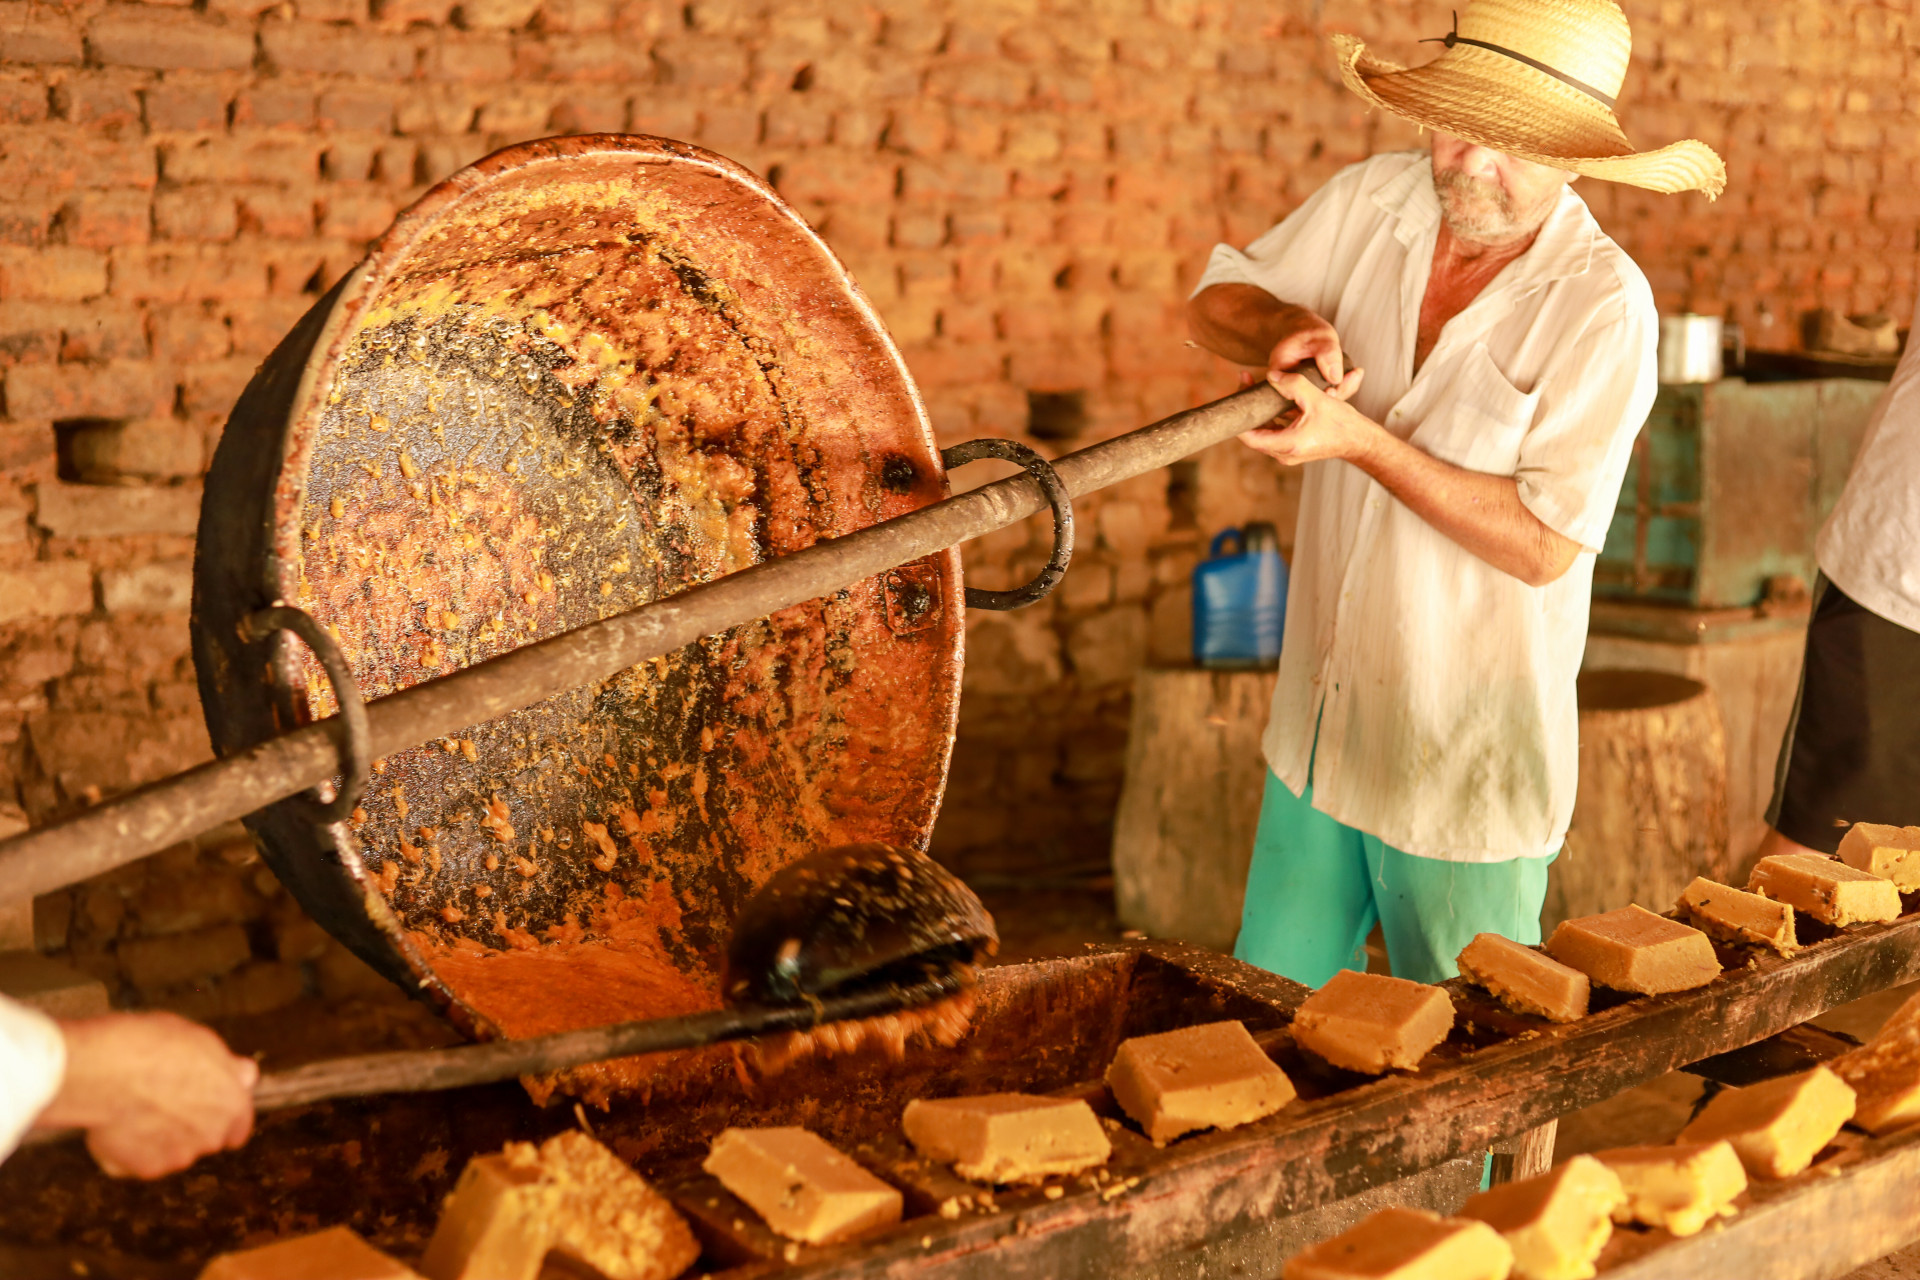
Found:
[1599,1126,1920,1280]
[756,918,1920,1278]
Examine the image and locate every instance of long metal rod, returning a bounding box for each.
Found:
[0,384,1284,900]
[24,971,966,1147]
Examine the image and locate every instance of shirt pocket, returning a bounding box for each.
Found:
[1409,342,1541,476]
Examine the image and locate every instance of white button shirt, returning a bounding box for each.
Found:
[1817,292,1920,633]
[1195,151,1658,863]
[0,993,64,1160]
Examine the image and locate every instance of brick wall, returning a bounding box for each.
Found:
[0,0,1914,1012]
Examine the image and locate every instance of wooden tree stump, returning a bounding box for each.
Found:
[1112,667,1277,952]
[1546,670,1732,932]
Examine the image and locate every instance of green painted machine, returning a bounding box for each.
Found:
[1595,378,1887,609]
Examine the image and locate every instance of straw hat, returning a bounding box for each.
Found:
[1332,0,1726,198]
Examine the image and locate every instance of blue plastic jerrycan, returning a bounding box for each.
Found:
[1192,522,1288,668]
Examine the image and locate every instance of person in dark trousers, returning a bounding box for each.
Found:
[1761,293,1920,858]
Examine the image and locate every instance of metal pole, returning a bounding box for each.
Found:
[0,383,1284,900]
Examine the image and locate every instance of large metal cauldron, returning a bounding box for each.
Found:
[191,135,964,1050]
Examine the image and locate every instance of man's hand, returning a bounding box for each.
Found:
[1239,367,1374,466]
[34,1013,258,1179]
[1264,305,1346,386]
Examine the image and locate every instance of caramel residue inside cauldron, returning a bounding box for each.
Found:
[745,981,979,1077]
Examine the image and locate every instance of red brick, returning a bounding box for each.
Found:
[315,86,396,132]
[414,136,490,183]
[57,304,149,362]
[0,422,52,472]
[321,135,380,181]
[9,359,170,421]
[900,156,1009,203]
[87,10,256,72]
[116,922,250,989]
[34,481,200,538]
[373,0,455,24]
[53,71,145,129]
[223,295,307,355]
[147,301,232,362]
[455,0,539,29]
[0,297,144,362]
[0,71,46,125]
[0,246,108,301]
[772,151,895,206]
[260,20,416,77]
[0,561,92,624]
[474,93,550,136]
[0,127,157,195]
[154,187,238,241]
[0,198,56,247]
[110,244,268,303]
[520,33,652,82]
[144,80,232,131]
[180,356,257,418]
[418,31,513,81]
[65,419,200,481]
[293,0,367,18]
[233,82,315,130]
[100,557,193,613]
[57,190,151,250]
[925,60,1033,108]
[548,89,627,134]
[236,186,317,238]
[655,35,749,91]
[372,140,418,185]
[628,99,697,140]
[0,3,83,64]
[536,0,617,33]
[160,133,320,185]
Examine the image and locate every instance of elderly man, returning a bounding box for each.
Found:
[1187,0,1726,984]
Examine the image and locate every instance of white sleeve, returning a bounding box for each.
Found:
[0,994,66,1160]
[1189,159,1376,316]
[1514,287,1661,552]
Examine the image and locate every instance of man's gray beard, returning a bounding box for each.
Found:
[1433,168,1552,242]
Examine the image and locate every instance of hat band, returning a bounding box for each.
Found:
[1420,10,1619,110]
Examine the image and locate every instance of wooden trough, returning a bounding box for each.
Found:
[5,905,1920,1279]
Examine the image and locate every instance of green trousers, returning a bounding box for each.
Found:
[1234,770,1553,986]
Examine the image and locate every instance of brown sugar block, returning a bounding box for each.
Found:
[201,1226,422,1280]
[1104,1019,1296,1144]
[1543,905,1720,995]
[1675,877,1797,955]
[1593,1140,1747,1237]
[1836,823,1920,892]
[901,1093,1112,1183]
[1833,1014,1920,1136]
[1459,1154,1624,1280]
[703,1126,903,1245]
[1678,1065,1855,1179]
[532,1131,700,1280]
[421,1132,697,1280]
[1748,853,1901,927]
[1455,933,1590,1023]
[1281,1207,1514,1280]
[1290,969,1456,1073]
[420,1154,550,1280]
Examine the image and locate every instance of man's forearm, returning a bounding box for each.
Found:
[1350,432,1578,588]
[1188,284,1302,366]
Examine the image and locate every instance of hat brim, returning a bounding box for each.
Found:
[1332,35,1727,199]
